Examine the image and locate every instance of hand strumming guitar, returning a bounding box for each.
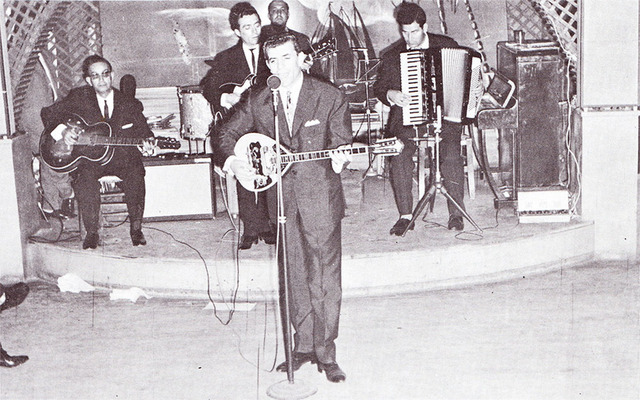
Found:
[228,157,256,182]
[61,124,83,146]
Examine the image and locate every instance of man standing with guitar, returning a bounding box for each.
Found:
[218,33,352,383]
[200,2,275,250]
[41,55,157,249]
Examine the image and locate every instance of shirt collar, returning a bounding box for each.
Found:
[96,89,114,108]
[407,33,430,50]
[279,72,304,96]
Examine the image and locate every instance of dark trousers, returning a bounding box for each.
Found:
[236,183,274,236]
[277,206,342,365]
[387,121,465,216]
[73,149,145,234]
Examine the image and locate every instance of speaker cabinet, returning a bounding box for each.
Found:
[497,42,567,189]
[143,154,215,221]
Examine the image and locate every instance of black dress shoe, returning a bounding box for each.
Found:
[317,362,346,382]
[448,215,464,231]
[0,348,28,368]
[238,234,258,250]
[130,230,147,246]
[0,282,29,312]
[82,232,99,249]
[389,218,414,236]
[60,198,76,218]
[259,229,276,245]
[276,352,317,372]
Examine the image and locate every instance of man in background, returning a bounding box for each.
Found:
[41,55,157,249]
[259,0,313,56]
[373,1,467,235]
[20,51,75,220]
[200,2,275,250]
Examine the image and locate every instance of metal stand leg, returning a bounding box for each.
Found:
[402,110,483,236]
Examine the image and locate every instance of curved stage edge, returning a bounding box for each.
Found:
[26,221,595,301]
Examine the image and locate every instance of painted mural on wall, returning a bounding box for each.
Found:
[101,0,504,88]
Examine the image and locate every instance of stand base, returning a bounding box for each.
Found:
[267,379,317,400]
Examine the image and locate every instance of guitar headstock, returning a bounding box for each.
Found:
[311,38,337,60]
[371,137,404,156]
[156,136,182,150]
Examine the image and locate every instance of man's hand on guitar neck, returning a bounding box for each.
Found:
[330,144,352,174]
[139,137,159,157]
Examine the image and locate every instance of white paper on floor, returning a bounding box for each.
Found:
[57,273,95,293]
[110,287,151,302]
[203,301,256,312]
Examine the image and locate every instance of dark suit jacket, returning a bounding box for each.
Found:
[218,74,352,224]
[373,34,459,137]
[200,41,269,111]
[41,85,153,161]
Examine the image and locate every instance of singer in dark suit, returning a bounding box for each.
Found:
[41,55,156,249]
[200,2,274,250]
[373,2,466,235]
[218,33,352,383]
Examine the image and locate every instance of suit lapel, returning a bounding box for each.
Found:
[290,76,314,137]
[233,42,251,79]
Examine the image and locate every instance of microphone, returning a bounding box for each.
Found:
[267,75,281,113]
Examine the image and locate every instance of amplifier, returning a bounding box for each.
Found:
[143,154,215,221]
[517,189,570,223]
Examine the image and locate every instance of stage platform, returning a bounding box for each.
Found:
[25,169,594,300]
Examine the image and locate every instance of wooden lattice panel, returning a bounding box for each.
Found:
[4,1,102,130]
[535,0,578,63]
[506,0,553,41]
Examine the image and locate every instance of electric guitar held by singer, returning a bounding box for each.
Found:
[233,133,403,192]
[39,113,181,173]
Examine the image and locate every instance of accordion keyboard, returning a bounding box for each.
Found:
[400,50,427,126]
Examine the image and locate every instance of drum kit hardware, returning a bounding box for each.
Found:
[177,85,214,154]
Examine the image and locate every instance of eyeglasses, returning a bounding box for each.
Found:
[89,70,111,80]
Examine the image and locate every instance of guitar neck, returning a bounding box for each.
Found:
[280,145,369,164]
[93,137,147,147]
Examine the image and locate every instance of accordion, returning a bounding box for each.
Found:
[400,47,483,126]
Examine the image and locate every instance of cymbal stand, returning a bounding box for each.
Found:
[401,107,483,236]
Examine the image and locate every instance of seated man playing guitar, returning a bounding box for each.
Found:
[41,55,158,249]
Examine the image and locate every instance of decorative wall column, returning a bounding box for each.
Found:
[578,0,639,259]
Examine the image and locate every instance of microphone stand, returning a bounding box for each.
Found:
[267,80,317,400]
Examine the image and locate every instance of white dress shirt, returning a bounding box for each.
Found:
[96,90,114,119]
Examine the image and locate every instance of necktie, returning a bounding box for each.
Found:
[103,100,109,120]
[285,91,293,134]
[250,49,256,75]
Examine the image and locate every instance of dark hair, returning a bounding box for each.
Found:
[394,2,427,27]
[82,55,112,78]
[268,0,289,13]
[229,2,260,31]
[263,32,300,57]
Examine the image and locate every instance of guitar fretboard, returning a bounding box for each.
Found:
[95,137,146,146]
[280,146,369,164]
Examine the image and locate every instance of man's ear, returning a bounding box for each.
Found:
[85,76,92,86]
[297,52,306,67]
[233,29,241,39]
